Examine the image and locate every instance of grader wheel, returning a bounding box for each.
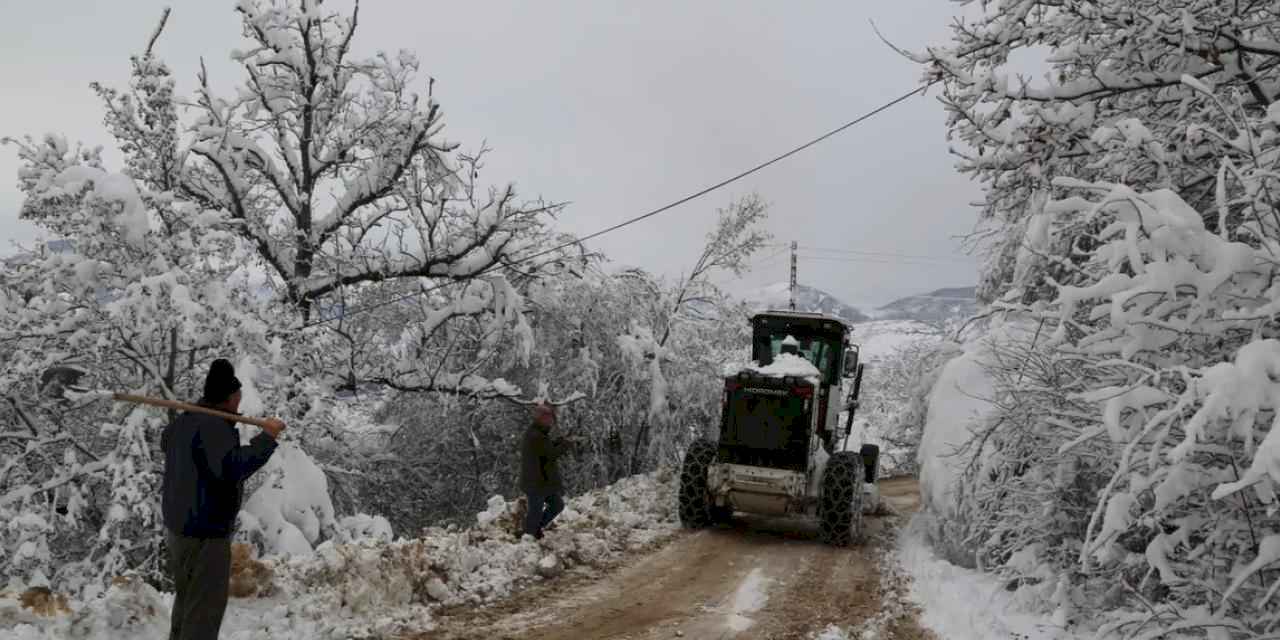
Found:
[819,451,865,546]
[678,439,719,528]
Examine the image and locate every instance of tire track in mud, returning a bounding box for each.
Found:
[423,477,932,640]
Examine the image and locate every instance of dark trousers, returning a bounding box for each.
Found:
[167,532,231,640]
[525,491,565,538]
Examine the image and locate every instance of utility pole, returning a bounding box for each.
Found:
[789,240,798,310]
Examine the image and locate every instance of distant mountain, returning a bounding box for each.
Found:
[877,286,977,324]
[743,282,870,324]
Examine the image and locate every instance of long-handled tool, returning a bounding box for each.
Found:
[66,390,276,428]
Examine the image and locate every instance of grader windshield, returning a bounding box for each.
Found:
[751,312,847,385]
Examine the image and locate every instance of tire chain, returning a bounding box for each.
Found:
[678,439,719,528]
[819,451,865,546]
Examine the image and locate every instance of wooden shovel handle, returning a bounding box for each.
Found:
[112,393,275,429]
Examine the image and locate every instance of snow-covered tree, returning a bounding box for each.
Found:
[331,194,768,531]
[1,1,562,593]
[619,194,771,474]
[323,264,752,533]
[1,31,271,591]
[909,0,1280,304]
[912,2,1280,636]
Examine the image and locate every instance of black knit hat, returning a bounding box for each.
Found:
[203,358,242,405]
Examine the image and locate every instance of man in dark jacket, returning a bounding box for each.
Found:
[161,358,284,640]
[520,403,569,539]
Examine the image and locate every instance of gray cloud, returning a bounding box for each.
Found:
[0,0,977,306]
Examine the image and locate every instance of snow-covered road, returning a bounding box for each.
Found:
[423,477,929,640]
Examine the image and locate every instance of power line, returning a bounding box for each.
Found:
[797,245,975,263]
[758,245,789,261]
[298,83,931,329]
[796,254,967,267]
[748,245,790,270]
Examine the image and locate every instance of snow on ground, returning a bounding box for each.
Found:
[0,470,680,639]
[809,511,1089,640]
[895,516,1088,640]
[725,567,770,632]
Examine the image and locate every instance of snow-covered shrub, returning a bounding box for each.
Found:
[240,444,338,556]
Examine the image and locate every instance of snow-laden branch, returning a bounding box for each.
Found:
[0,460,111,508]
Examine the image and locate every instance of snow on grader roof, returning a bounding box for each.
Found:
[754,309,852,332]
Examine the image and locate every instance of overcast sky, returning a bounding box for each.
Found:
[0,1,978,308]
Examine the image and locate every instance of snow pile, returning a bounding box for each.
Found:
[270,468,678,613]
[0,469,680,639]
[238,443,338,556]
[332,514,393,544]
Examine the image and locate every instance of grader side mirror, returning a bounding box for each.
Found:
[842,347,860,377]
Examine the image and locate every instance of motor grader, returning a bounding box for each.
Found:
[677,310,878,545]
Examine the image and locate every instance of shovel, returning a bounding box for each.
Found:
[62,389,277,429]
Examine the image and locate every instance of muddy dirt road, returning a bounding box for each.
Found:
[427,477,932,640]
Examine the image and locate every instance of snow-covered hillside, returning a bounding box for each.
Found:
[742,282,976,329]
[742,282,869,324]
[875,286,977,325]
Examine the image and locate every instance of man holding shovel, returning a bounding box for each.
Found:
[161,358,284,640]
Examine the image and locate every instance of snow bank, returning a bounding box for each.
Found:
[897,517,1089,640]
[917,343,996,517]
[917,319,1036,517]
[0,470,680,639]
[274,468,676,619]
